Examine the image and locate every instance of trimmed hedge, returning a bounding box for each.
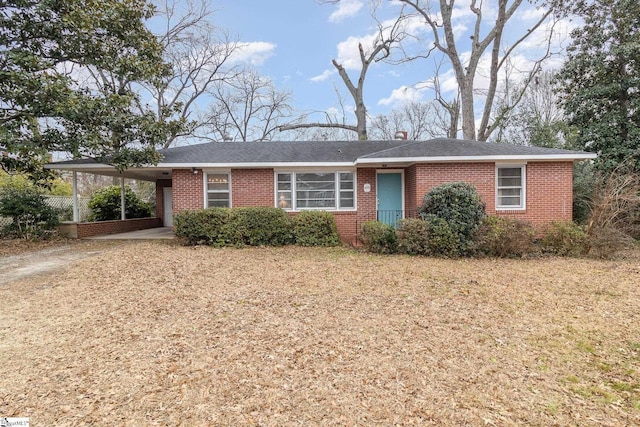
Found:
[174,208,232,246]
[225,207,294,247]
[175,207,342,247]
[293,210,339,246]
[175,207,294,247]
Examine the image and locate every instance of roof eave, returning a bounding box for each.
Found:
[356,153,597,164]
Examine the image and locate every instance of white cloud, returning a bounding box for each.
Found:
[329,0,363,23]
[310,69,336,83]
[378,85,426,106]
[231,42,276,66]
[335,35,375,70]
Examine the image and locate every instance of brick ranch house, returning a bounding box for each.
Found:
[48,138,596,242]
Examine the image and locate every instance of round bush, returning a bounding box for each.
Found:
[396,216,458,257]
[418,182,486,254]
[88,185,151,221]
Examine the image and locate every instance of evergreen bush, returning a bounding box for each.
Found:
[418,182,486,254]
[292,211,339,246]
[360,220,397,254]
[0,187,59,239]
[87,185,151,221]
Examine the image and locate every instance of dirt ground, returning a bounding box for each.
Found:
[0,240,639,426]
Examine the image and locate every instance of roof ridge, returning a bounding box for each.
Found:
[364,139,425,158]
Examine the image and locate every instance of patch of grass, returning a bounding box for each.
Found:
[609,381,639,393]
[545,400,562,416]
[577,340,595,354]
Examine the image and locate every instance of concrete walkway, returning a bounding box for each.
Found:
[88,227,175,240]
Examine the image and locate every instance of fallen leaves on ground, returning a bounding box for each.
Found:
[0,241,638,426]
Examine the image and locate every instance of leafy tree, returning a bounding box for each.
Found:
[0,187,59,239]
[0,0,180,181]
[555,0,640,173]
[0,171,71,195]
[88,185,151,221]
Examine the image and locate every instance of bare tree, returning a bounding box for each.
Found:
[206,69,294,142]
[397,0,559,141]
[145,0,241,147]
[280,5,408,140]
[369,101,447,140]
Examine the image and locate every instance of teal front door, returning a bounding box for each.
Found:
[377,172,403,226]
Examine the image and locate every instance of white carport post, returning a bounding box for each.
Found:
[120,177,126,220]
[72,171,79,222]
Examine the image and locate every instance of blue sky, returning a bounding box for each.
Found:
[215,0,406,117]
[159,0,576,129]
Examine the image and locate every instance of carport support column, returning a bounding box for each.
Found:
[72,171,79,222]
[120,177,126,220]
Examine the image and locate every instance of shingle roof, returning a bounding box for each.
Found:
[47,138,596,171]
[157,140,401,164]
[157,138,593,165]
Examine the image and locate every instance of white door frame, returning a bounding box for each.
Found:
[163,187,173,227]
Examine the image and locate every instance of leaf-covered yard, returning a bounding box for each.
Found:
[1,241,639,426]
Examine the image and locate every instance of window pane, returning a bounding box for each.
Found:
[499,177,521,187]
[499,196,521,206]
[208,193,229,208]
[207,173,230,208]
[296,173,336,208]
[498,168,521,178]
[499,188,521,197]
[207,173,229,191]
[277,191,292,209]
[340,195,354,208]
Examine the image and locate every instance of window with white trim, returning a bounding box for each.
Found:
[496,165,525,209]
[206,172,230,208]
[276,171,355,210]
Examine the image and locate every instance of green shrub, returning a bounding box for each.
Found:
[224,207,293,247]
[396,218,431,255]
[0,187,59,239]
[360,220,397,254]
[540,221,590,257]
[418,182,486,254]
[293,211,339,247]
[473,215,537,258]
[175,207,293,247]
[174,208,232,246]
[88,185,151,221]
[421,214,459,257]
[396,216,458,257]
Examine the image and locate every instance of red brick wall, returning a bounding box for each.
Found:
[173,169,204,212]
[169,162,574,242]
[410,161,574,225]
[65,217,163,238]
[500,161,574,224]
[232,169,274,207]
